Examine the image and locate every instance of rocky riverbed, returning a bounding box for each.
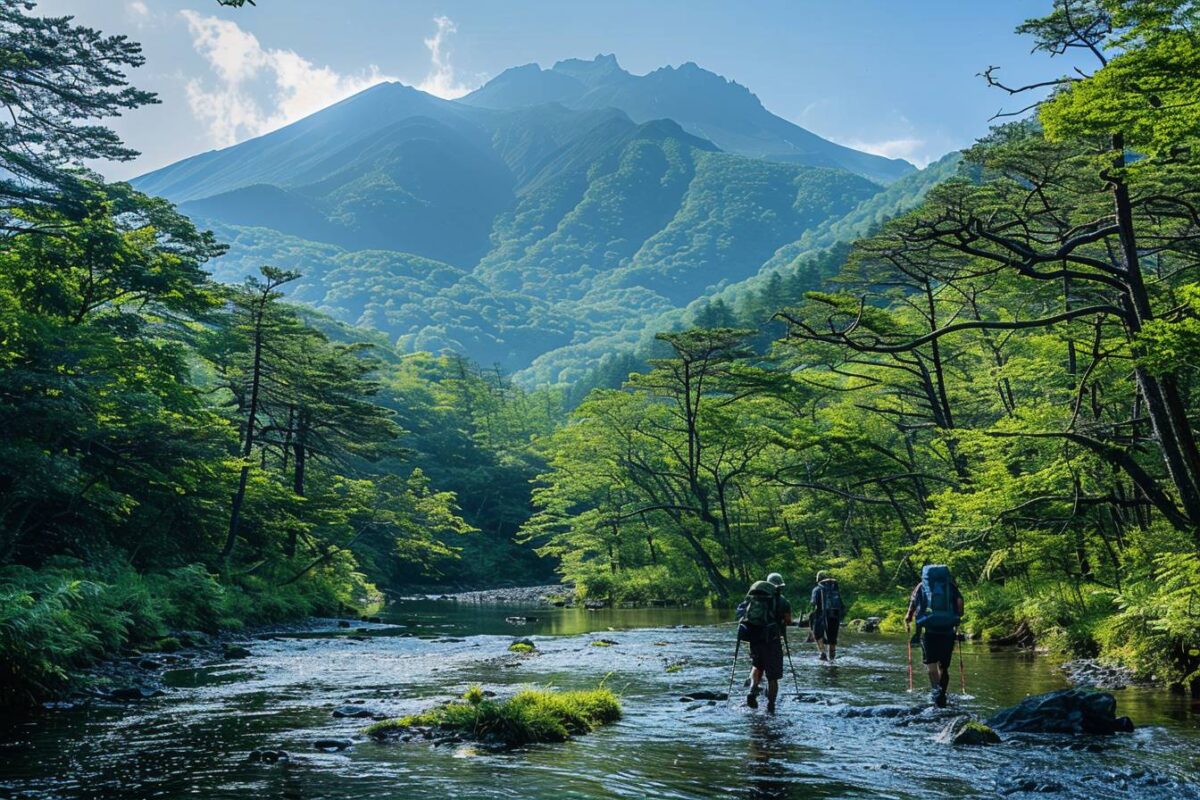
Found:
[5,602,1198,800]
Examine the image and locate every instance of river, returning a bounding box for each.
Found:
[1,601,1198,799]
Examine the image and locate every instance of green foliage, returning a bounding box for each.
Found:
[508,642,536,654]
[367,687,621,747]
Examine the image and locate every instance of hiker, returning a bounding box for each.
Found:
[809,571,844,661]
[904,564,964,708]
[736,572,793,713]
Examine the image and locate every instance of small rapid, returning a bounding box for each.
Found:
[1,602,1197,800]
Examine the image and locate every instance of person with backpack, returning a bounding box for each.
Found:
[904,564,964,707]
[809,571,844,661]
[736,572,793,713]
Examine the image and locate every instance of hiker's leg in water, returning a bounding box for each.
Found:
[926,662,941,688]
[766,678,779,711]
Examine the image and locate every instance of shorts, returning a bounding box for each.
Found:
[921,629,956,668]
[749,636,784,680]
[813,614,840,645]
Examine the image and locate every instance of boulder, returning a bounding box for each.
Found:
[936,717,1001,746]
[986,689,1134,735]
[107,686,165,701]
[248,749,290,763]
[223,645,252,660]
[331,705,386,719]
[313,738,354,751]
[679,691,728,702]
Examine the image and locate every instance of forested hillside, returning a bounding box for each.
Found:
[523,3,1200,693]
[133,60,901,383]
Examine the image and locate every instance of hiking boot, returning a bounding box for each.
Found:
[746,689,759,709]
[766,700,776,713]
[934,688,948,708]
[818,652,828,661]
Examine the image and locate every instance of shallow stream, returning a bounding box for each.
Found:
[2,601,1198,799]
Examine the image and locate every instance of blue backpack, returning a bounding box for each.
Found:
[916,565,960,631]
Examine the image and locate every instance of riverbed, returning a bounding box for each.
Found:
[2,601,1198,799]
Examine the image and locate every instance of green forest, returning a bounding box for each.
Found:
[3,0,1200,711]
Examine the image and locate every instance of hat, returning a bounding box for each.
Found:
[766,572,785,588]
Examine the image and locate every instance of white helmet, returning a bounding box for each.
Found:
[766,572,785,588]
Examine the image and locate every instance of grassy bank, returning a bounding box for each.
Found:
[367,686,622,747]
[0,559,373,707]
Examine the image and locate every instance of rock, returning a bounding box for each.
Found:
[331,705,385,719]
[1061,659,1134,690]
[679,691,727,701]
[177,631,208,649]
[107,686,164,701]
[223,645,252,660]
[862,616,882,633]
[249,749,290,763]
[313,738,354,752]
[154,637,182,653]
[138,658,161,671]
[1000,778,1064,794]
[839,704,922,719]
[42,700,79,711]
[505,616,537,624]
[583,600,607,610]
[936,717,1001,746]
[337,620,351,628]
[986,689,1135,735]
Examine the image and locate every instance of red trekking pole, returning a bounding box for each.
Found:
[905,628,914,692]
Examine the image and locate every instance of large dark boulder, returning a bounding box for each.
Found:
[986,689,1134,735]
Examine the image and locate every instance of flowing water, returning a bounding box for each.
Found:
[2,601,1198,799]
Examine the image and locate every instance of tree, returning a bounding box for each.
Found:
[220,267,300,562]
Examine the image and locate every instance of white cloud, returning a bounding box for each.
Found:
[128,1,150,17]
[180,10,395,147]
[416,16,472,99]
[843,137,930,166]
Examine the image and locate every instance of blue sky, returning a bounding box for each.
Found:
[37,0,1076,180]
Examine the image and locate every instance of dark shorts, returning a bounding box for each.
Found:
[813,614,841,645]
[921,629,956,668]
[749,636,784,680]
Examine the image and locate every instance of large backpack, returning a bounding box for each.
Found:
[916,564,960,631]
[817,579,844,620]
[738,580,779,642]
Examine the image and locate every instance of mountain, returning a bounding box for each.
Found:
[463,55,915,185]
[135,57,921,383]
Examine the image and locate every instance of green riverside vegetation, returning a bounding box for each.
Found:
[365,686,622,747]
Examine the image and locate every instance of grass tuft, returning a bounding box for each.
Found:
[508,642,535,654]
[365,686,621,747]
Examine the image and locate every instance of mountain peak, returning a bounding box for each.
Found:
[551,53,628,85]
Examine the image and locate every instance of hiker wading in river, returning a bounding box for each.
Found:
[809,571,844,662]
[904,564,964,708]
[737,573,793,713]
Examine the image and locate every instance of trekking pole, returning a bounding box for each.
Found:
[957,632,966,695]
[782,627,802,697]
[725,637,741,703]
[906,630,914,692]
